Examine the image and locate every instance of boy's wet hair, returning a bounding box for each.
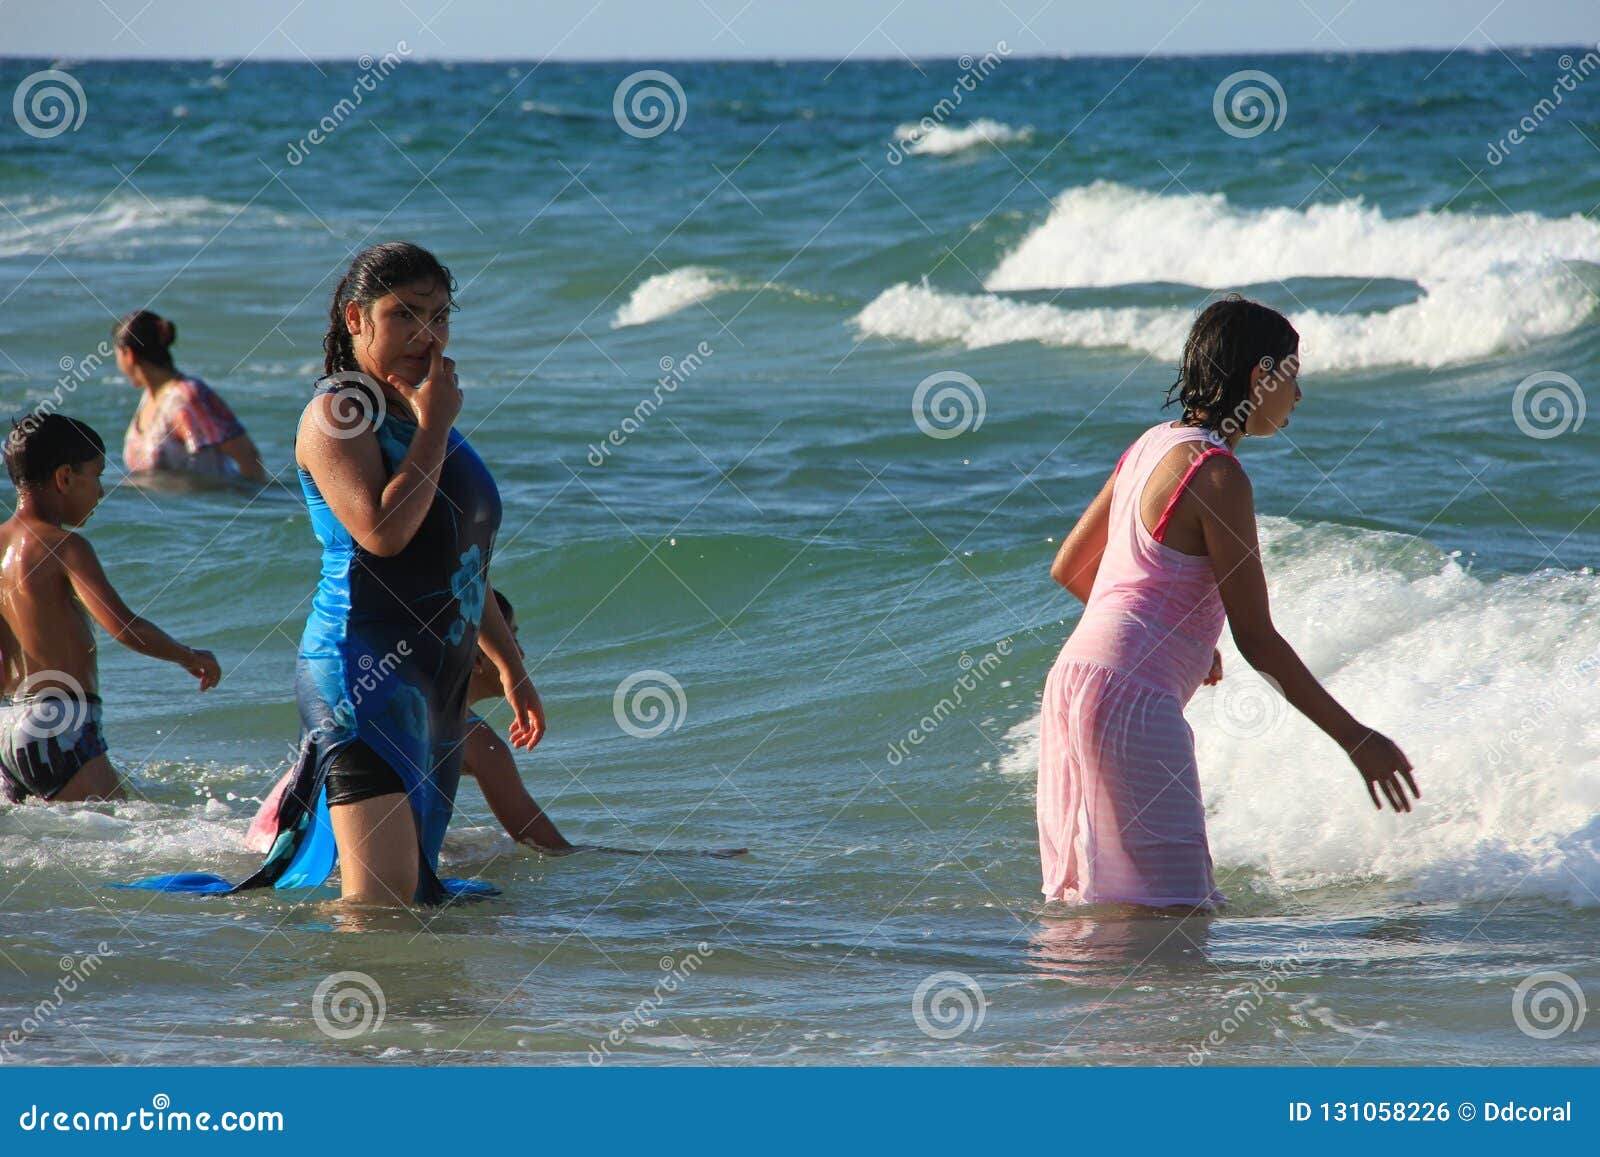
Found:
[5,412,106,487]
[1165,295,1299,436]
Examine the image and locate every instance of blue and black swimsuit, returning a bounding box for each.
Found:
[128,377,502,902]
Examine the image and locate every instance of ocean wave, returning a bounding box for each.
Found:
[611,266,740,328]
[998,515,1600,908]
[854,270,1595,371]
[892,118,1032,157]
[610,266,828,328]
[0,193,298,258]
[855,181,1600,369]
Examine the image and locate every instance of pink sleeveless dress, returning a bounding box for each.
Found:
[1036,421,1236,909]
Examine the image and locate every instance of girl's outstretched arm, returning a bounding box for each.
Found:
[1193,455,1420,813]
[1049,467,1116,602]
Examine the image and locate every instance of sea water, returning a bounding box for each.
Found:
[0,52,1597,1065]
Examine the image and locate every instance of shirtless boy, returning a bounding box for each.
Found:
[0,413,220,803]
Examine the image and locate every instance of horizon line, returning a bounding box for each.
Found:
[0,43,1590,65]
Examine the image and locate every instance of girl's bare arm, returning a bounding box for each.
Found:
[1049,468,1116,602]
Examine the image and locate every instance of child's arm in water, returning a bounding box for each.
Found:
[58,533,221,690]
[1049,468,1117,602]
[1193,454,1420,813]
[462,717,572,851]
[479,579,544,751]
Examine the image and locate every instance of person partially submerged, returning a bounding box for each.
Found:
[246,589,571,854]
[0,413,220,804]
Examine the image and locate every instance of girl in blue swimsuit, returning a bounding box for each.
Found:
[250,240,547,905]
[129,242,546,905]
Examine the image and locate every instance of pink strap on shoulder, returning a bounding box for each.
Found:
[1150,446,1234,543]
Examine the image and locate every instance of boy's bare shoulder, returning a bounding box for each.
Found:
[0,517,92,577]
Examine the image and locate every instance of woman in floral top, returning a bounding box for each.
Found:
[114,310,266,481]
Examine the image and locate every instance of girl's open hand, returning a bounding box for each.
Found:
[1202,648,1223,686]
[503,672,546,750]
[1344,726,1419,812]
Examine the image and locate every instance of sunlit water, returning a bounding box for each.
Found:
[1,53,1597,1065]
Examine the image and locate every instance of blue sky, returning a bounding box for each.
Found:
[5,0,1596,59]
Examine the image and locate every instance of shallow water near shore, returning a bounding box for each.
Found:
[1,52,1598,1065]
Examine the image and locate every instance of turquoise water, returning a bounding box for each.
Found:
[1,52,1599,1065]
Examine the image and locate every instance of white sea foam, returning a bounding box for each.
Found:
[999,517,1600,907]
[855,182,1600,370]
[893,118,1032,157]
[610,267,825,328]
[611,266,738,328]
[0,193,297,258]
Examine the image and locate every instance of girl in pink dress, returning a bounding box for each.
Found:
[114,311,266,481]
[1039,297,1419,913]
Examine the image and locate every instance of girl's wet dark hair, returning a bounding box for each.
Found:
[322,241,456,378]
[112,310,177,370]
[1165,295,1299,436]
[493,588,513,620]
[5,412,105,487]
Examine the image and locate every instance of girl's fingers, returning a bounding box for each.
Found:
[1386,777,1408,812]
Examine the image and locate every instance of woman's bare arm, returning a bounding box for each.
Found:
[217,433,267,482]
[294,345,459,558]
[1193,456,1418,811]
[1049,468,1116,602]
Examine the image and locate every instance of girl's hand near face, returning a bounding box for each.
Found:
[1203,648,1223,686]
[389,342,461,431]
